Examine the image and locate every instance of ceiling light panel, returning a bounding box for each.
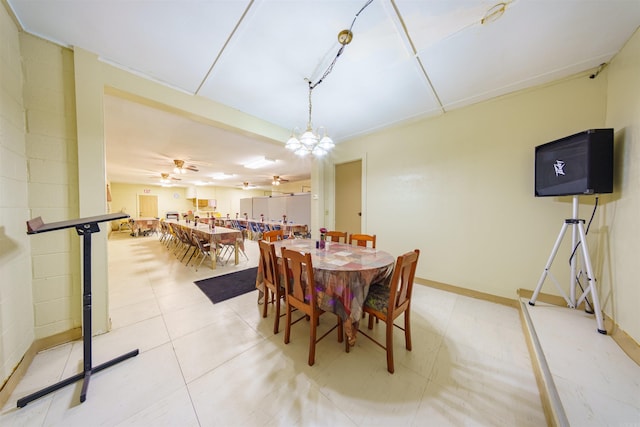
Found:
[243,157,276,169]
[406,0,640,110]
[8,0,252,94]
[197,0,443,141]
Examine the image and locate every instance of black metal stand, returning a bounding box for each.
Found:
[17,213,139,408]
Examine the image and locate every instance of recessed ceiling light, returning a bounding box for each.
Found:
[212,173,234,180]
[244,157,276,169]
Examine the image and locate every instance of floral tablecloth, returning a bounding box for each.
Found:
[256,239,394,345]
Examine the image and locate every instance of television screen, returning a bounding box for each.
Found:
[534,129,613,197]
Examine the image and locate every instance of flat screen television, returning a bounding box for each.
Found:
[534,128,614,197]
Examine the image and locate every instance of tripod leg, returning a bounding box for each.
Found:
[575,222,607,334]
[530,222,573,306]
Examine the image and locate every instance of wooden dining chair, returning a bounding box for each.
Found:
[325,230,347,243]
[263,229,284,242]
[359,249,420,373]
[281,246,344,366]
[258,240,285,334]
[349,233,376,248]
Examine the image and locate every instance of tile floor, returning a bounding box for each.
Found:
[0,231,637,426]
[521,298,640,426]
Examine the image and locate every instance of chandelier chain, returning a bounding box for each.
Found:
[286,0,373,157]
[307,86,313,128]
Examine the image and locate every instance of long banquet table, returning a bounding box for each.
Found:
[216,218,309,239]
[129,217,159,236]
[257,239,395,345]
[167,220,244,269]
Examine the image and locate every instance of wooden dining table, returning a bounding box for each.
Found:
[256,239,395,345]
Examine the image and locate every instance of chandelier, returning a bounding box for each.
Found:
[285,0,372,157]
[285,85,335,156]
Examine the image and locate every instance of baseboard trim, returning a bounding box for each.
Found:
[414,277,518,308]
[0,327,82,409]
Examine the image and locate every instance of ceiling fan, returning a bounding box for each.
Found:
[160,172,181,183]
[238,181,257,190]
[271,175,289,186]
[173,159,199,174]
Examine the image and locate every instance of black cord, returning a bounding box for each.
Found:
[569,196,598,264]
[569,196,599,312]
[349,0,374,32]
[308,0,373,91]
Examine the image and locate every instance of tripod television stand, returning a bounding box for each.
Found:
[528,196,607,334]
[17,213,139,408]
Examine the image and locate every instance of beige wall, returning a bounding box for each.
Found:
[0,3,34,384]
[109,182,266,221]
[2,0,638,388]
[602,28,640,341]
[270,179,311,195]
[108,180,310,223]
[22,34,81,339]
[332,74,606,294]
[330,31,639,344]
[1,4,83,386]
[109,183,191,221]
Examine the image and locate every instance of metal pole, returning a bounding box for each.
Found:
[570,196,579,305]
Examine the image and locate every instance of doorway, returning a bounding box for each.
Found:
[138,194,158,218]
[335,160,362,234]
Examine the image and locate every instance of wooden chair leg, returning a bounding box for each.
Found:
[273,297,280,334]
[386,319,395,374]
[262,288,269,318]
[284,304,292,344]
[308,315,317,366]
[405,311,412,351]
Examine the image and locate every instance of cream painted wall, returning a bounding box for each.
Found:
[21,34,81,339]
[109,183,270,223]
[1,5,81,385]
[190,185,266,217]
[74,48,112,333]
[271,179,311,195]
[602,28,640,342]
[110,183,191,222]
[2,0,637,389]
[332,75,608,296]
[331,46,639,344]
[0,3,34,384]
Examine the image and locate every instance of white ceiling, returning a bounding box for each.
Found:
[7,0,640,189]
